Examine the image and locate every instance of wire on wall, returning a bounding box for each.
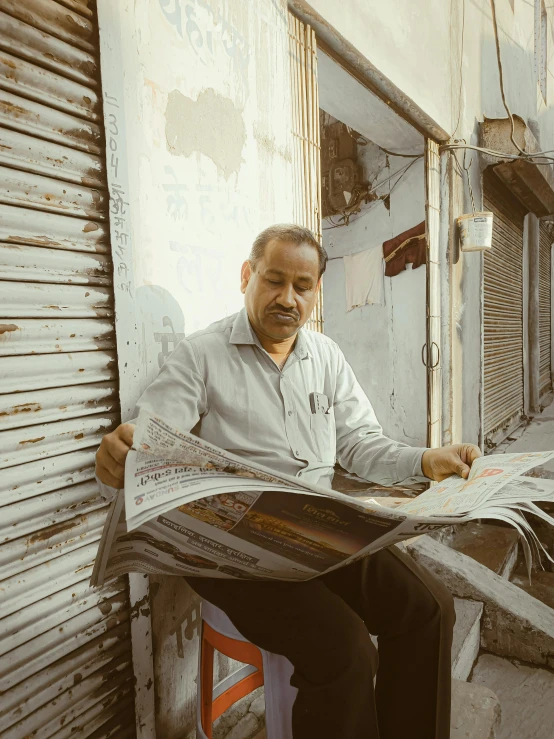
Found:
[452,0,466,137]
[322,155,423,230]
[441,141,554,165]
[489,0,526,155]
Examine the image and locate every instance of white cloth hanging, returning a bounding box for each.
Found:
[343,245,385,312]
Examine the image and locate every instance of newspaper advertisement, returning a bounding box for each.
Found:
[91,412,554,587]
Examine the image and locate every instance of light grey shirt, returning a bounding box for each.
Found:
[131,308,427,489]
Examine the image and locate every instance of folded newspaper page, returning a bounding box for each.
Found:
[90,412,554,587]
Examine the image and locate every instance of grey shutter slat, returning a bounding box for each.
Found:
[539,223,552,398]
[483,170,526,443]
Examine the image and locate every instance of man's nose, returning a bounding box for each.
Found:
[276,283,296,309]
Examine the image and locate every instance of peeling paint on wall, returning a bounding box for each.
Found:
[165,88,246,179]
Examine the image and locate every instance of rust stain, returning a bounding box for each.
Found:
[82,176,101,188]
[4,404,40,415]
[98,599,112,615]
[28,519,77,544]
[2,58,16,69]
[75,433,84,440]
[83,222,99,233]
[9,234,53,246]
[0,101,27,115]
[19,436,45,445]
[0,323,18,334]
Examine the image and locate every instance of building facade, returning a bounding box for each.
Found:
[0,1,553,737]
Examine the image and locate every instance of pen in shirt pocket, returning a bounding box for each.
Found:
[309,392,330,415]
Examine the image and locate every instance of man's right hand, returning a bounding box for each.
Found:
[95,423,135,488]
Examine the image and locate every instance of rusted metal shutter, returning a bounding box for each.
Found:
[0,2,135,737]
[539,222,552,398]
[483,169,527,445]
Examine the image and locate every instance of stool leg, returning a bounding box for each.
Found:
[200,626,215,739]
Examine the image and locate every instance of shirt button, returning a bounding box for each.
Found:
[288,410,293,416]
[296,450,300,456]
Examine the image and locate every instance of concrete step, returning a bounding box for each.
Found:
[451,679,501,739]
[449,522,519,579]
[251,680,501,739]
[471,653,554,739]
[452,598,484,680]
[510,566,554,610]
[363,598,483,681]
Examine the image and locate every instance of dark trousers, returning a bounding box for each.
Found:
[187,546,455,739]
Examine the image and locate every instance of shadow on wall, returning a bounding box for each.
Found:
[134,284,186,399]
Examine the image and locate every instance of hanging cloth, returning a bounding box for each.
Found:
[383,221,427,277]
[343,245,385,312]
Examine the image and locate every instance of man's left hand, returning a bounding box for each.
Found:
[421,444,481,482]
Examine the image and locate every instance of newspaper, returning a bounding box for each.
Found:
[90,412,554,587]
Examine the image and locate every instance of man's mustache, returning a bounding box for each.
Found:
[267,306,300,320]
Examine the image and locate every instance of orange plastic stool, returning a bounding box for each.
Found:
[198,619,265,738]
[196,601,297,739]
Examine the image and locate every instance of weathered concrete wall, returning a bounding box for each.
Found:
[97,0,293,735]
[322,155,427,446]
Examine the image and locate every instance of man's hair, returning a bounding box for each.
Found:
[248,224,328,278]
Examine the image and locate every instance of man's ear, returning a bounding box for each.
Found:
[240,261,252,294]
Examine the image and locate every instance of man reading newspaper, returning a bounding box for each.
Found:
[96,225,481,739]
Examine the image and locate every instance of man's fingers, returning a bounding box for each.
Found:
[457,462,470,479]
[118,423,135,448]
[108,434,134,465]
[97,467,124,488]
[467,444,482,463]
[99,451,125,480]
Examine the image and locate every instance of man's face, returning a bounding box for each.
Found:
[241,239,321,342]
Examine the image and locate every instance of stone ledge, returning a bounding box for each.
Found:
[402,536,554,667]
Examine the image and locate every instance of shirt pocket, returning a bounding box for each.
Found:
[309,411,335,463]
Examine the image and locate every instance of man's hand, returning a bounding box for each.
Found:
[95,423,135,488]
[421,443,481,482]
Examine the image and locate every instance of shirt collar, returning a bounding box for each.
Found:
[229,308,257,346]
[229,308,311,360]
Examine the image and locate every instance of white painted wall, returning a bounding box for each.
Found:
[97,1,293,735]
[323,153,427,446]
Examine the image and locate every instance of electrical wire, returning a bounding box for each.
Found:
[441,142,554,165]
[452,0,466,137]
[378,146,423,159]
[322,156,424,230]
[388,156,422,193]
[489,0,526,155]
[346,121,422,159]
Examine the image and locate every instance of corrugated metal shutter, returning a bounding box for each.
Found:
[483,169,527,444]
[539,222,552,398]
[0,2,135,737]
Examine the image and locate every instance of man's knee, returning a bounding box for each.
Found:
[302,614,377,687]
[336,615,378,681]
[415,571,456,637]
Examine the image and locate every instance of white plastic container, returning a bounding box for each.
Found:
[457,211,494,252]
